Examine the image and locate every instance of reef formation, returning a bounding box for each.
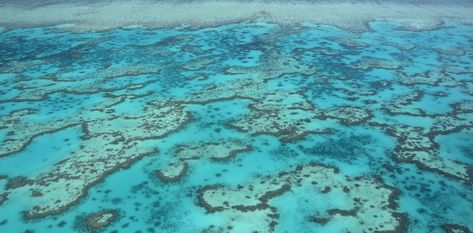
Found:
[0,18,472,233]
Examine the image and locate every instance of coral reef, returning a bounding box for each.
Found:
[157,140,251,182]
[0,20,472,233]
[197,163,406,232]
[3,102,192,219]
[76,209,120,232]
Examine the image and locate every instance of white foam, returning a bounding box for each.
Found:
[1,0,472,31]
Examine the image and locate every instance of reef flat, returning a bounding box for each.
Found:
[1,0,473,32]
[0,3,473,232]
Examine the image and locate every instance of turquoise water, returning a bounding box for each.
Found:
[0,21,472,233]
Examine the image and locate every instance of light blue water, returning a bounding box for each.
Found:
[0,20,472,233]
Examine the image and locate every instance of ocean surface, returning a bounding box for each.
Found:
[0,1,472,233]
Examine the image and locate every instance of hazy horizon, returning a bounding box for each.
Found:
[1,0,473,6]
